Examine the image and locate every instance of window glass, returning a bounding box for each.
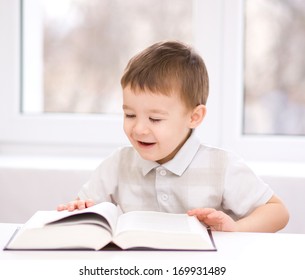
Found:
[244,0,305,135]
[22,0,193,114]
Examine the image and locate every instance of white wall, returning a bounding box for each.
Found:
[0,157,97,223]
[262,176,305,234]
[0,167,90,223]
[0,160,304,234]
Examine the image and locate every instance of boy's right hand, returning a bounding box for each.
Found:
[57,199,95,212]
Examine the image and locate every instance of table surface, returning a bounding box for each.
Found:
[0,223,304,260]
[1,223,305,279]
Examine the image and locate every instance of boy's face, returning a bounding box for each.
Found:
[122,86,194,164]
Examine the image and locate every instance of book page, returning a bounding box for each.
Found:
[21,202,119,233]
[6,220,113,250]
[115,211,207,236]
[113,211,214,250]
[50,202,119,233]
[5,202,120,250]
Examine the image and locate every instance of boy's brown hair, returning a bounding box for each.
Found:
[120,41,209,109]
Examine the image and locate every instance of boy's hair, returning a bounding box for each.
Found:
[120,41,209,108]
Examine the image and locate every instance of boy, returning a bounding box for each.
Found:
[58,41,289,232]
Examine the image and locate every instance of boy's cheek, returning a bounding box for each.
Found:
[123,123,131,135]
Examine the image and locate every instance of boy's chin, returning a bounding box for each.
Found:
[135,147,176,164]
[138,153,158,162]
[136,150,162,163]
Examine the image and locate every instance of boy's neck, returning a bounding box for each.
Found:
[157,129,192,165]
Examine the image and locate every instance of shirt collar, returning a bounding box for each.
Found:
[140,130,201,176]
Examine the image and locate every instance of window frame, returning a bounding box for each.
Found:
[0,0,129,156]
[0,0,304,161]
[219,0,305,162]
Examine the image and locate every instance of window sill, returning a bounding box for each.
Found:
[248,161,305,179]
[0,155,101,171]
[0,155,304,178]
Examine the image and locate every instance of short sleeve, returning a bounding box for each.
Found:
[222,153,274,219]
[78,148,122,203]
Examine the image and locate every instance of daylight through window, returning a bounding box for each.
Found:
[244,0,305,136]
[22,0,193,114]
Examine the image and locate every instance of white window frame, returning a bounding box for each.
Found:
[21,0,43,113]
[219,0,305,162]
[197,0,305,163]
[0,0,304,161]
[0,0,128,157]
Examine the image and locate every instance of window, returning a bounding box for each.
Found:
[0,0,304,161]
[244,0,305,136]
[220,0,305,161]
[0,0,195,156]
[23,0,193,115]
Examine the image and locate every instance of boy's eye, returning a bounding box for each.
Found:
[125,114,136,118]
[149,117,162,123]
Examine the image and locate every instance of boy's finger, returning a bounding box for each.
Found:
[85,199,95,208]
[187,209,196,215]
[77,200,86,210]
[56,204,67,211]
[201,208,217,215]
[67,201,78,211]
[187,208,217,221]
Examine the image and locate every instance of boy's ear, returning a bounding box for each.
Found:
[189,105,207,128]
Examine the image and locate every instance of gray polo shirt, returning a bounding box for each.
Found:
[79,132,273,220]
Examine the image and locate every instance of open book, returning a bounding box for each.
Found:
[5,202,216,251]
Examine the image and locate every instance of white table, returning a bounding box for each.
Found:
[1,223,304,279]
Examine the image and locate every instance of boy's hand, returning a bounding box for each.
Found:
[57,199,95,212]
[187,208,237,232]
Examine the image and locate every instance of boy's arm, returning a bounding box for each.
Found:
[188,195,289,232]
[57,198,95,211]
[235,195,289,232]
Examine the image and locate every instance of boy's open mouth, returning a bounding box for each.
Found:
[138,141,156,147]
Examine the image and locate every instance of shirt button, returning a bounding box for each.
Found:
[159,169,167,176]
[161,194,169,201]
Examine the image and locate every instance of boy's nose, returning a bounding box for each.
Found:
[133,121,150,135]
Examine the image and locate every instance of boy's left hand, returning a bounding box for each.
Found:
[187,208,237,232]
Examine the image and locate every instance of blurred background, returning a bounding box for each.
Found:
[24,0,305,135]
[0,0,304,233]
[25,0,193,114]
[244,0,305,135]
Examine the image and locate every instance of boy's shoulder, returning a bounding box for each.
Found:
[110,145,140,161]
[95,145,140,171]
[196,143,243,165]
[197,143,233,157]
[116,145,136,155]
